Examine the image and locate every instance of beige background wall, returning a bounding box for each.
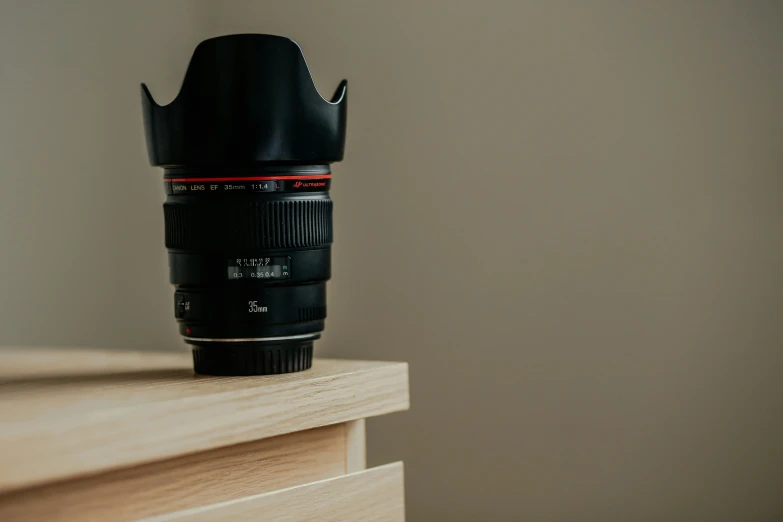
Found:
[0,0,208,349]
[1,1,782,520]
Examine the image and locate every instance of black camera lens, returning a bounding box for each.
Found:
[140,35,347,376]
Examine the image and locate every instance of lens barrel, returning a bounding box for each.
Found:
[141,35,347,375]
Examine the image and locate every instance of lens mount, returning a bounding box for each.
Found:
[190,336,318,376]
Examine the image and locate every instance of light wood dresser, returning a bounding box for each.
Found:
[0,347,410,521]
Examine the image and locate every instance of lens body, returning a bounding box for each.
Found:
[163,166,333,375]
[141,34,346,375]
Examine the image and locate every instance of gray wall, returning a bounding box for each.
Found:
[0,0,208,349]
[2,1,783,521]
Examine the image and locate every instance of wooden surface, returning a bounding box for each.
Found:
[143,462,406,522]
[0,347,189,379]
[0,347,409,492]
[0,424,349,521]
[345,419,367,473]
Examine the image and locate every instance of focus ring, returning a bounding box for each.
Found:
[164,199,333,250]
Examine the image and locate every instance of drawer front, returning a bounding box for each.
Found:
[0,424,349,522]
[141,462,405,522]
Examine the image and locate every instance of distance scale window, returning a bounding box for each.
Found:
[228,257,291,280]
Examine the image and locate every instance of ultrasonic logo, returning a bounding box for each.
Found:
[293,181,327,188]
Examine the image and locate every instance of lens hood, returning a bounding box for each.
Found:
[141,34,347,167]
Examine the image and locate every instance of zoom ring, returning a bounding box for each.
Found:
[164,199,333,250]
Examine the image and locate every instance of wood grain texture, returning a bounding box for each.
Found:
[142,462,406,522]
[0,347,409,492]
[0,347,190,380]
[345,419,367,473]
[0,424,347,522]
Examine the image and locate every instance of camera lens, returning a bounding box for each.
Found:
[140,35,347,375]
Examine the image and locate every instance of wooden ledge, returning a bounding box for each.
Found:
[0,347,409,492]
